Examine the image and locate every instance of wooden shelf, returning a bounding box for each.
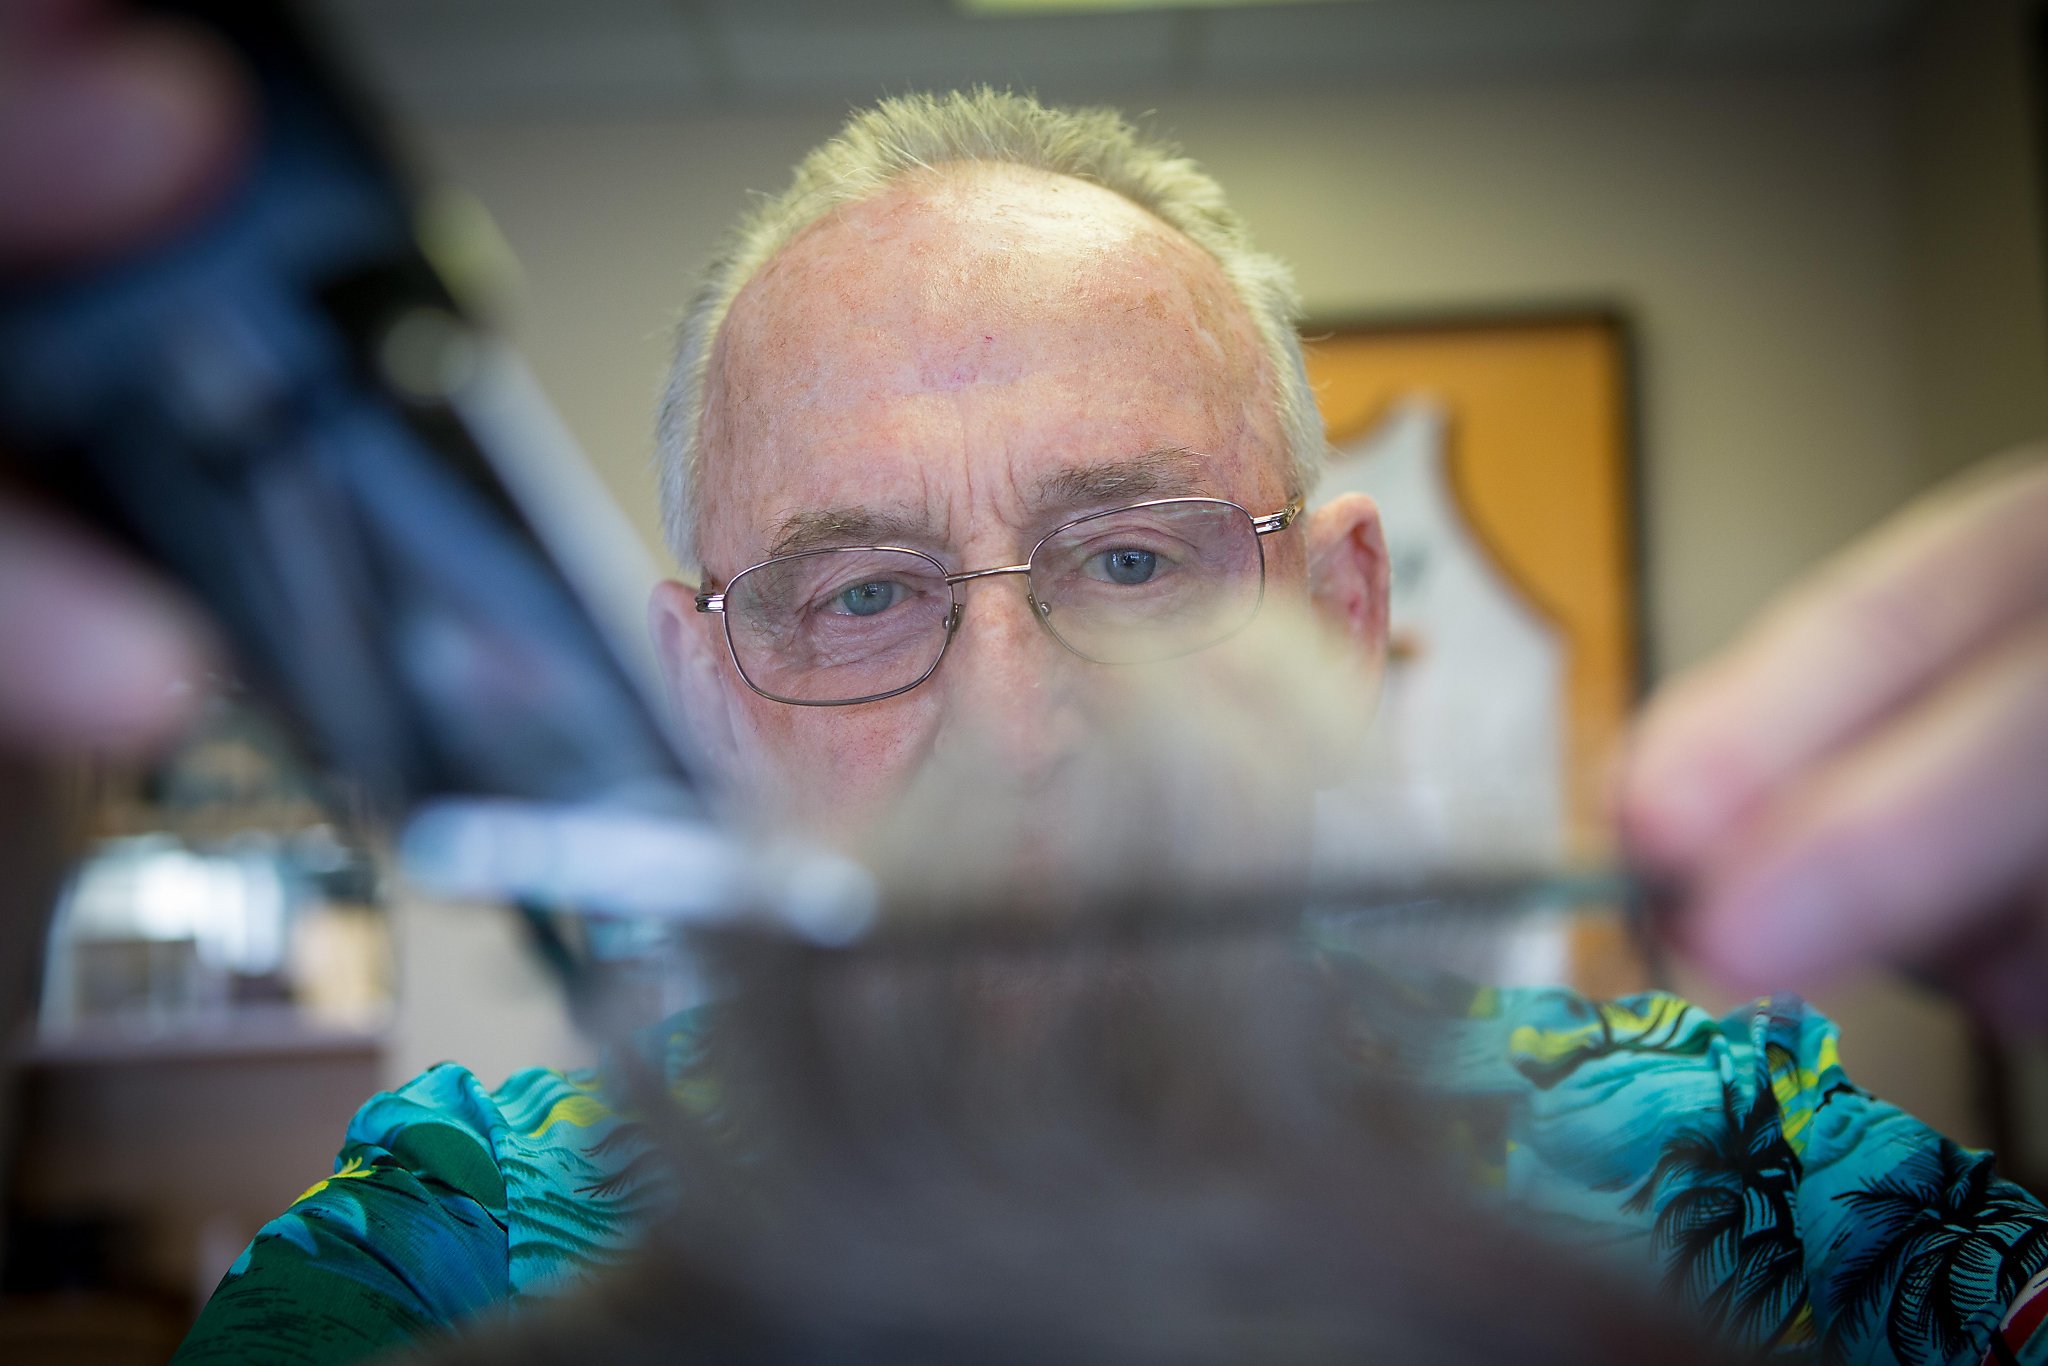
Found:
[15,1007,387,1068]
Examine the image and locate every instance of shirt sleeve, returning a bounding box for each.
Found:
[171,1064,516,1366]
[1737,999,2048,1365]
[1611,994,2048,1365]
[1317,948,2048,1366]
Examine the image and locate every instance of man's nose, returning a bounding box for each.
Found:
[931,574,1090,784]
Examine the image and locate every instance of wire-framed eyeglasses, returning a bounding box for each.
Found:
[695,495,1305,707]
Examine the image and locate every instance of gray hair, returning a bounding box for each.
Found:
[655,88,1325,569]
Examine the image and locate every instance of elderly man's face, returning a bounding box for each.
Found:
[652,164,1385,833]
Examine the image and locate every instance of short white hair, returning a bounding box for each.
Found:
[656,88,1324,569]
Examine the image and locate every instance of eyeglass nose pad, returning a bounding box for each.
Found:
[945,601,964,636]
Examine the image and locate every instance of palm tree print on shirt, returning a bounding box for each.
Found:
[1625,1078,1814,1353]
[1824,1140,2048,1365]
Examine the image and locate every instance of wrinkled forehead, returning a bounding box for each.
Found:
[695,164,1284,567]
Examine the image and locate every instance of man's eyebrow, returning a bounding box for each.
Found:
[766,506,940,558]
[1028,447,1217,515]
[759,449,1212,559]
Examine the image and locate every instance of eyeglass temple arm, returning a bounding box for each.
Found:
[1252,496,1306,537]
[694,590,724,614]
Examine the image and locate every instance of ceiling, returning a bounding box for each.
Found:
[313,0,1929,119]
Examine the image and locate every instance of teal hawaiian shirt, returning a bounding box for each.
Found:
[173,976,2048,1365]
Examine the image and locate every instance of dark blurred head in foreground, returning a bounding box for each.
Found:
[420,910,1727,1366]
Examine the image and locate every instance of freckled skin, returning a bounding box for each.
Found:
[653,163,1383,832]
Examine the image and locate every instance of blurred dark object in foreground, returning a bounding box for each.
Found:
[0,0,694,823]
[414,908,1736,1366]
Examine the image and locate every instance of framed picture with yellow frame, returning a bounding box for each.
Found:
[1300,310,1646,995]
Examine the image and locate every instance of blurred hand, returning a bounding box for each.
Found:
[1623,450,2048,1028]
[0,0,246,757]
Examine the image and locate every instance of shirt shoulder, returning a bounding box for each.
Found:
[175,1045,674,1365]
[1359,973,2048,1363]
[362,1054,661,1299]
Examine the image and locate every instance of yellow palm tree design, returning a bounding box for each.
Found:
[293,1154,376,1206]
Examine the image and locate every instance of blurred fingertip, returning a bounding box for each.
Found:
[1683,860,1861,1004]
[16,594,213,754]
[0,18,251,268]
[1617,756,1723,872]
[0,520,217,759]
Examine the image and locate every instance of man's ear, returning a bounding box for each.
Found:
[1304,492,1390,672]
[648,579,741,781]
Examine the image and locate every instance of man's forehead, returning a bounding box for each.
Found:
[695,161,1283,569]
[786,162,1197,283]
[719,164,1249,385]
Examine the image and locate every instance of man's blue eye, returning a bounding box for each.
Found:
[1096,548,1158,585]
[835,581,902,616]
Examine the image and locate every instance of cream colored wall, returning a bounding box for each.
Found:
[1901,0,2048,482]
[406,58,2022,1137]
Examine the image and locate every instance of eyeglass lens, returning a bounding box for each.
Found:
[724,547,956,704]
[721,500,1265,705]
[1031,500,1263,664]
